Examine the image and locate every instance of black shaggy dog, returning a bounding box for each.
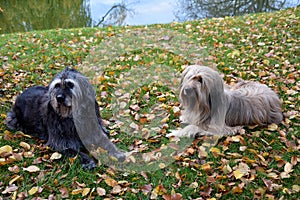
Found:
[6,68,125,169]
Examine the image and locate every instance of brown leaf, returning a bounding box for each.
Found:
[232,186,243,194]
[142,184,152,195]
[162,193,183,200]
[59,187,69,198]
[200,186,212,197]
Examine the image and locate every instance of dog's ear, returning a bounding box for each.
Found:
[64,67,79,73]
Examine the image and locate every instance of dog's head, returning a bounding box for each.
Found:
[48,68,82,118]
[180,65,226,129]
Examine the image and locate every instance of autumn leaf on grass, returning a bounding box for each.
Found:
[82,188,91,197]
[163,193,183,200]
[151,184,167,198]
[0,145,13,155]
[280,162,293,179]
[23,165,40,173]
[50,152,62,160]
[111,185,122,195]
[96,187,106,196]
[105,178,118,187]
[59,187,69,198]
[28,186,40,195]
[141,184,152,195]
[233,162,250,179]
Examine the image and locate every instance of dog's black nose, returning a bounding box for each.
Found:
[56,94,65,103]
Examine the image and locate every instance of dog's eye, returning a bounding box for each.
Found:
[66,81,74,89]
[54,83,61,88]
[198,76,203,83]
[193,76,202,83]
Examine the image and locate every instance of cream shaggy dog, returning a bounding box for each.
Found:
[167,65,283,138]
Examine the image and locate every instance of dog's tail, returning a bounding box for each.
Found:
[5,111,19,130]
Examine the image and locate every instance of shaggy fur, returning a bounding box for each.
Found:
[167,65,283,138]
[6,68,125,169]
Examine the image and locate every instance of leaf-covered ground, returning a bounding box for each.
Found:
[0,7,299,199]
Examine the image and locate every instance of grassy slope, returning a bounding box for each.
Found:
[0,7,299,199]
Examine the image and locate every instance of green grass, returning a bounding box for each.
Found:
[1,7,299,199]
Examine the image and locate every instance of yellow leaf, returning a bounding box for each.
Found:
[263,59,270,65]
[201,163,211,171]
[82,188,90,196]
[233,169,244,179]
[154,184,167,195]
[28,186,38,195]
[0,145,13,154]
[71,188,83,195]
[9,175,21,185]
[209,147,220,154]
[20,142,30,150]
[159,163,166,169]
[104,178,118,187]
[267,123,278,131]
[231,136,240,142]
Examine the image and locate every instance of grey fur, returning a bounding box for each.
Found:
[167,65,283,138]
[6,68,125,169]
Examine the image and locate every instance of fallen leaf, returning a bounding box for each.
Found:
[23,165,40,172]
[2,184,18,194]
[71,188,83,195]
[96,187,106,196]
[0,145,13,155]
[163,193,183,200]
[284,162,293,174]
[59,187,69,198]
[82,188,90,196]
[50,152,62,160]
[28,186,39,195]
[105,178,118,187]
[111,185,122,194]
[19,142,30,150]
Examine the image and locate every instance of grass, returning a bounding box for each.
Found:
[1,7,299,199]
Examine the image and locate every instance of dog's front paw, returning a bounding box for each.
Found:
[166,129,182,138]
